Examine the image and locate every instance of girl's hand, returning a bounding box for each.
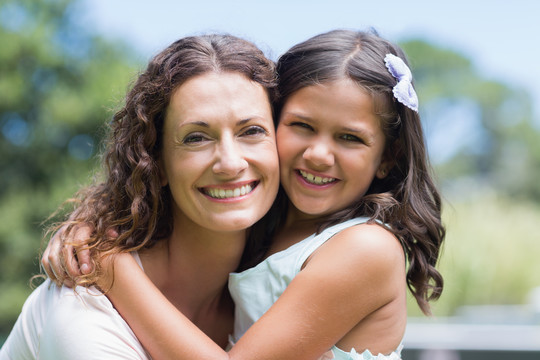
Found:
[41,224,95,287]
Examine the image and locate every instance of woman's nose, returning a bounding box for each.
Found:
[212,137,249,176]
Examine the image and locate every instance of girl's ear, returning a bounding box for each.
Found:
[376,161,393,179]
[375,139,400,179]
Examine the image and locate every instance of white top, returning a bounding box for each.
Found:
[229,217,403,360]
[0,253,149,360]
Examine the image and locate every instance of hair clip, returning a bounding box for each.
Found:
[384,54,419,112]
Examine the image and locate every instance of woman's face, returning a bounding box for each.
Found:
[161,72,279,233]
[276,78,389,220]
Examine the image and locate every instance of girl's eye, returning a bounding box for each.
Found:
[290,121,314,131]
[183,133,208,144]
[340,133,363,143]
[242,125,267,137]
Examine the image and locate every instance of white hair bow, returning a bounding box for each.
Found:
[384,53,419,112]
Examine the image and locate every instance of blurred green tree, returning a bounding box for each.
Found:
[401,40,540,316]
[0,0,138,337]
[401,40,540,201]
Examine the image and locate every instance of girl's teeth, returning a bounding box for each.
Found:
[206,184,253,199]
[299,170,335,185]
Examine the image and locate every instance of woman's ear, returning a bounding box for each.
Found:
[158,158,168,187]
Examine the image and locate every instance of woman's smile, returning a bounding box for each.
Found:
[161,71,280,232]
[199,180,259,201]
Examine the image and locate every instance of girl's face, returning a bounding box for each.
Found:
[277,78,389,221]
[161,72,279,233]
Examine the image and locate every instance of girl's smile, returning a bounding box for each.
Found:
[296,169,338,187]
[277,78,390,220]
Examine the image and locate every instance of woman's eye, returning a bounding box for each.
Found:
[242,126,267,137]
[183,133,208,144]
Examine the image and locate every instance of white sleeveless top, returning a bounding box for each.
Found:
[228,217,403,360]
[0,252,149,360]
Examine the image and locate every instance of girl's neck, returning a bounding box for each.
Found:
[283,201,328,231]
[268,202,325,256]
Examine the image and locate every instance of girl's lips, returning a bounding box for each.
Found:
[297,169,338,186]
[199,181,259,200]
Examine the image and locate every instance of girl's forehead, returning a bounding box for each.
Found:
[283,79,374,114]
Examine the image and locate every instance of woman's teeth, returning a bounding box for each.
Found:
[205,184,253,199]
[299,170,336,185]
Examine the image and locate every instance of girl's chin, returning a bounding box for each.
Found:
[288,202,334,219]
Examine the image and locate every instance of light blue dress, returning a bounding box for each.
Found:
[229,217,403,360]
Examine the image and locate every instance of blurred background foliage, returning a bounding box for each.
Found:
[1,0,539,343]
[0,0,138,338]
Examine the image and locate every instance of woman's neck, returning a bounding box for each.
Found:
[139,218,246,340]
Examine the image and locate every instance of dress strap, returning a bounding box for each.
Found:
[294,217,370,272]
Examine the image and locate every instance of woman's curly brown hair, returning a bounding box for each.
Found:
[52,34,277,287]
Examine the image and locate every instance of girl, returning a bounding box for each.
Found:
[44,29,445,359]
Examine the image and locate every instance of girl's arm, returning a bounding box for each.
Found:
[106,254,228,360]
[108,224,404,360]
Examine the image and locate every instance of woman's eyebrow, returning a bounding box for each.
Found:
[179,120,210,128]
[237,116,269,124]
[237,118,253,125]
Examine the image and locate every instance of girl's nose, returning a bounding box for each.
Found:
[302,141,335,168]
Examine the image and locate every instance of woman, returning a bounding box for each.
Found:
[0,34,280,359]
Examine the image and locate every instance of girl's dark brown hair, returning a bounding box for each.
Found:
[274,29,445,315]
[54,34,277,287]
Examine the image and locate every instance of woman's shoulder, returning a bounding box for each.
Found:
[38,282,150,358]
[2,279,150,359]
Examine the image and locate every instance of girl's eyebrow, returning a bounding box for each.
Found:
[281,112,313,121]
[342,126,371,135]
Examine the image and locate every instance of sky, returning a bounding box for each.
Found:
[78,0,539,108]
[78,0,540,161]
